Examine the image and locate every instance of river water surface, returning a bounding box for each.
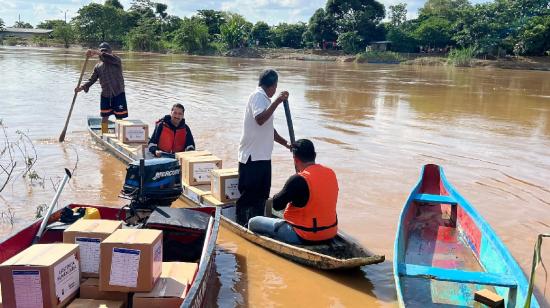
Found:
[0,46,549,307]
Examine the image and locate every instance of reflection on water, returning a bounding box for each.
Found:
[1,46,549,306]
[215,226,395,307]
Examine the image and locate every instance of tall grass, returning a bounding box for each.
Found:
[356,51,405,63]
[447,47,477,67]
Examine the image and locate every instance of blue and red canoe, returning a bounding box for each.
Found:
[394,164,538,307]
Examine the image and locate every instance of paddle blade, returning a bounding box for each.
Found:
[59,130,67,142]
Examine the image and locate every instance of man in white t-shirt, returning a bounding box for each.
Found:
[236,69,291,226]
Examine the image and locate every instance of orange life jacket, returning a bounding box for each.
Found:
[284,164,339,241]
[157,121,187,153]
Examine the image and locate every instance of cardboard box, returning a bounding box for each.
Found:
[182,183,210,204]
[132,262,198,308]
[67,298,124,308]
[63,219,122,277]
[175,151,211,182]
[99,229,163,292]
[183,155,222,185]
[211,168,240,202]
[115,120,148,144]
[79,278,128,306]
[0,244,80,308]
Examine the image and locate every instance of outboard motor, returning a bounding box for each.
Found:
[122,158,182,211]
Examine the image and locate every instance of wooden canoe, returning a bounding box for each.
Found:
[219,205,384,269]
[394,164,539,307]
[88,116,384,270]
[0,204,221,308]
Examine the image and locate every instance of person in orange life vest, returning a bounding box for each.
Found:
[148,103,195,157]
[248,139,339,244]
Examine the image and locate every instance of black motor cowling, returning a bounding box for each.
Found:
[123,158,182,208]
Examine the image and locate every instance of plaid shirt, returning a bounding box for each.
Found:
[82,53,125,98]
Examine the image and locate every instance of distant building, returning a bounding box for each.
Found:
[366,41,392,52]
[0,27,53,40]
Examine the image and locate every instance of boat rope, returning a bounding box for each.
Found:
[524,233,550,308]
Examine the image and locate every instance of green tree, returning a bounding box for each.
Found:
[37,20,65,29]
[125,18,160,51]
[154,2,168,35]
[304,8,337,46]
[14,21,33,28]
[386,21,419,52]
[73,3,124,43]
[220,13,252,49]
[337,31,362,53]
[516,15,550,55]
[388,3,407,27]
[325,0,385,45]
[0,18,4,31]
[53,23,75,48]
[105,0,124,10]
[162,15,183,41]
[173,17,210,54]
[129,0,156,19]
[155,3,167,19]
[251,21,271,46]
[414,16,452,48]
[271,22,307,48]
[418,0,470,22]
[452,3,512,55]
[196,10,226,36]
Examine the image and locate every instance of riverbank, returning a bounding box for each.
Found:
[400,56,550,71]
[3,42,550,71]
[225,47,550,71]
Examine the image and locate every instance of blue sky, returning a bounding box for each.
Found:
[0,0,489,27]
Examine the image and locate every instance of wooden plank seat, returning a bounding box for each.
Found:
[398,263,517,288]
[413,194,457,205]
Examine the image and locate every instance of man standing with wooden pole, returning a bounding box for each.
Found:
[236,69,291,226]
[75,42,128,133]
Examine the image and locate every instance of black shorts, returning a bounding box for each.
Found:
[100,92,128,119]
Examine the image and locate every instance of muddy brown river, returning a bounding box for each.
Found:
[0,46,549,307]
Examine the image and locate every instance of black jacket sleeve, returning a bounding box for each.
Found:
[272,174,309,211]
[185,124,195,151]
[148,121,163,154]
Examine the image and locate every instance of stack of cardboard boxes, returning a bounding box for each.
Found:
[176,150,241,206]
[0,219,199,308]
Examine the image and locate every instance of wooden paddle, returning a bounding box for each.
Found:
[283,99,296,145]
[264,99,296,218]
[59,56,90,142]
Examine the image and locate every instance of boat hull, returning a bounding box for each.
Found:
[0,205,220,308]
[393,164,538,307]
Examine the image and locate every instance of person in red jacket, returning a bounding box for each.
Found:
[248,139,339,244]
[148,103,195,157]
